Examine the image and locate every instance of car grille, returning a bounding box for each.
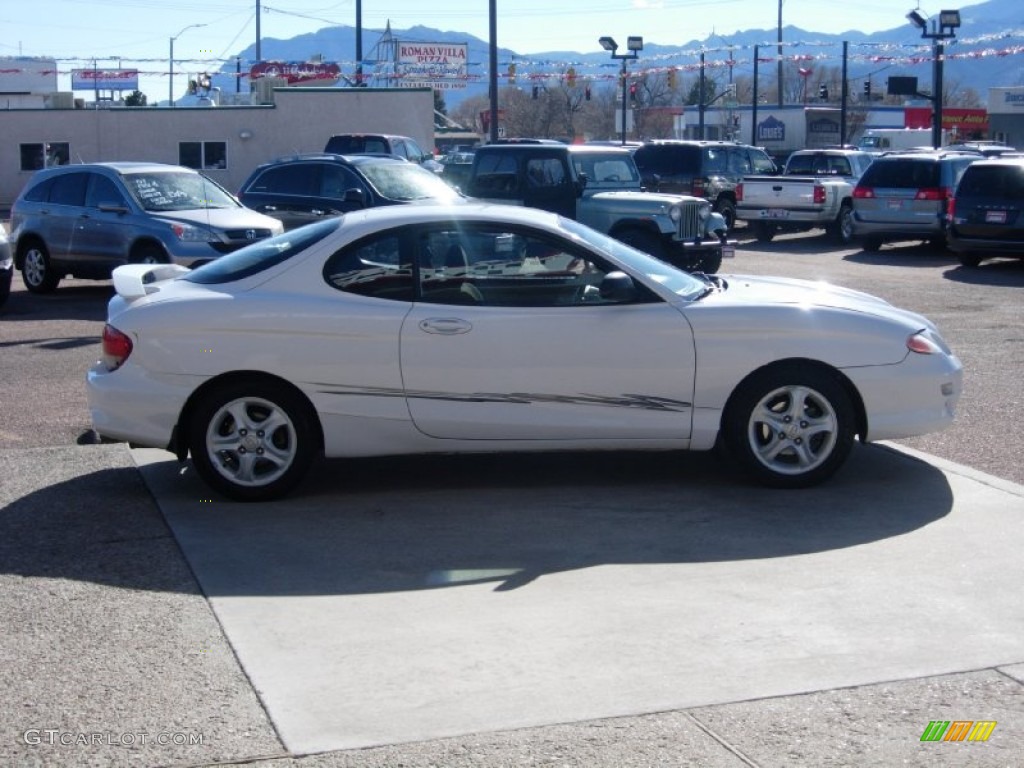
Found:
[224,228,275,242]
[678,200,704,240]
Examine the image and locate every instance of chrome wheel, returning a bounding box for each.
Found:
[21,244,59,293]
[204,396,298,489]
[747,384,838,476]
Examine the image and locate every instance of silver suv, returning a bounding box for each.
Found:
[633,140,778,229]
[10,162,283,293]
[850,150,979,251]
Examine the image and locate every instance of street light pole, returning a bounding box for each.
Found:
[169,23,207,107]
[599,36,643,145]
[906,8,960,148]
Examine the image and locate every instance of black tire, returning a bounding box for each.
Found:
[617,228,666,260]
[753,221,776,242]
[715,198,737,231]
[831,203,854,245]
[188,379,319,502]
[957,252,983,268]
[928,234,948,251]
[20,240,61,294]
[862,236,883,253]
[133,244,167,264]
[723,364,856,489]
[698,246,723,275]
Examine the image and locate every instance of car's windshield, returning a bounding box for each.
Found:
[359,162,462,202]
[559,218,709,300]
[572,152,641,185]
[124,171,240,212]
[185,218,339,284]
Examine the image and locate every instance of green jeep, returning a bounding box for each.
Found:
[465,143,732,273]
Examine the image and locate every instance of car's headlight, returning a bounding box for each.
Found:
[170,222,217,242]
[668,205,682,223]
[699,203,712,221]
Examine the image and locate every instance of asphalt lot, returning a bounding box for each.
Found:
[2,229,1023,767]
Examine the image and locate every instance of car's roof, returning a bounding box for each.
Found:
[640,140,755,148]
[260,152,409,168]
[34,161,197,175]
[339,201,564,229]
[477,143,632,155]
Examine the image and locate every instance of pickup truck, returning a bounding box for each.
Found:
[735,149,875,244]
[465,142,732,273]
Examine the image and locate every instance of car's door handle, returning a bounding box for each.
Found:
[419,317,472,335]
[262,205,277,212]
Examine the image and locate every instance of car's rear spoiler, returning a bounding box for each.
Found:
[111,264,191,300]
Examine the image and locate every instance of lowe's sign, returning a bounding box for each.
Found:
[757,116,786,142]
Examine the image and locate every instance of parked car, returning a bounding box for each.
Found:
[9,162,283,294]
[736,149,875,244]
[323,133,442,172]
[944,141,1017,158]
[238,153,466,231]
[947,157,1024,267]
[633,140,779,229]
[0,224,13,308]
[87,203,962,502]
[850,150,980,251]
[465,142,731,273]
[438,150,476,190]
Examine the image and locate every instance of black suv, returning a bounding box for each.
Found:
[948,157,1024,267]
[323,133,442,172]
[633,140,778,229]
[238,153,465,231]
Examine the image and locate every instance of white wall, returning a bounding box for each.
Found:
[0,86,436,208]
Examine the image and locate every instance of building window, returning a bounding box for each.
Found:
[179,141,227,170]
[20,142,70,171]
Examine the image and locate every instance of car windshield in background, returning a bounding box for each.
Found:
[124,172,240,212]
[572,153,640,184]
[185,218,339,284]
[359,163,462,202]
[559,219,708,300]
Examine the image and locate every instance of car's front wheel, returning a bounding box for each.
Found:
[723,364,856,488]
[20,241,61,293]
[188,379,319,501]
[617,228,666,260]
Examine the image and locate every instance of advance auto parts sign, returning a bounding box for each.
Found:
[397,42,468,90]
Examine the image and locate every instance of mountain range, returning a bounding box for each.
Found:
[213,0,1023,111]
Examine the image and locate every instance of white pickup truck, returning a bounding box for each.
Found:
[735,149,875,244]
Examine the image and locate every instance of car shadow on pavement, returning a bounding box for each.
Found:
[0,444,955,598]
[843,243,960,268]
[0,278,111,323]
[943,258,1024,287]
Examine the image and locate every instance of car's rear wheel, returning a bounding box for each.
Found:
[188,379,318,502]
[715,198,737,231]
[20,241,61,293]
[829,203,854,244]
[723,364,856,488]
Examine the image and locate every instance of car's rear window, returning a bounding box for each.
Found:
[325,136,390,154]
[634,145,701,175]
[184,218,338,284]
[957,165,1024,199]
[861,159,939,188]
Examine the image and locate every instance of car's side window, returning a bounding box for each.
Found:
[526,157,567,188]
[750,149,777,175]
[23,177,54,203]
[323,233,414,302]
[253,165,318,196]
[85,174,126,209]
[320,165,363,199]
[47,172,89,206]
[414,225,644,308]
[470,154,519,197]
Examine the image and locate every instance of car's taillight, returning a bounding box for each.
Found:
[914,187,948,201]
[735,182,744,202]
[102,324,133,371]
[947,196,956,220]
[813,184,826,204]
[692,177,706,197]
[853,186,874,199]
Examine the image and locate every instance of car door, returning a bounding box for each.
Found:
[521,154,577,219]
[399,222,696,441]
[71,172,133,269]
[242,163,326,231]
[41,171,89,265]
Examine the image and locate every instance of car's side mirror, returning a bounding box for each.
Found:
[599,271,637,302]
[343,188,367,207]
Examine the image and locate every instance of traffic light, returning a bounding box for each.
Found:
[819,84,829,101]
[585,84,591,101]
[863,79,871,98]
[667,68,677,90]
[566,67,576,88]
[629,82,637,102]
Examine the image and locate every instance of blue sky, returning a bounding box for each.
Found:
[1,0,918,101]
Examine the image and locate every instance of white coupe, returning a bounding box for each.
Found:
[87,204,963,501]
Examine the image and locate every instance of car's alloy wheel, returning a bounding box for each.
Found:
[21,242,60,293]
[833,203,854,244]
[134,245,167,264]
[189,380,317,501]
[716,198,737,231]
[724,365,855,488]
